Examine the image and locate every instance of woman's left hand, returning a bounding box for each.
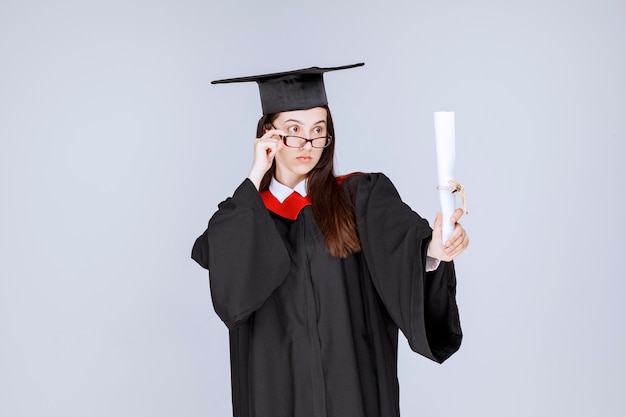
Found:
[427,208,469,262]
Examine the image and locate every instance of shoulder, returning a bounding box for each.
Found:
[337,172,400,200]
[336,171,365,185]
[337,172,395,188]
[340,172,425,226]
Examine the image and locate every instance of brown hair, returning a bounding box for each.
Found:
[256,106,361,258]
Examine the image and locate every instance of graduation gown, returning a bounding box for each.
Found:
[191,173,462,417]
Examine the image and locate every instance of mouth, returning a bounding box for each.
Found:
[296,156,312,162]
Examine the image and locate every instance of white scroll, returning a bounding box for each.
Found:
[434,111,457,243]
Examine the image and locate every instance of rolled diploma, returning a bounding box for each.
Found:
[434,111,456,243]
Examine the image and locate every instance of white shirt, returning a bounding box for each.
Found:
[269,177,308,203]
[267,177,441,272]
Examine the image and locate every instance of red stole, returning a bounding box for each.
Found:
[260,190,312,220]
[260,173,361,220]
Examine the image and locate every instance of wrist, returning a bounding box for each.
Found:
[247,171,264,191]
[426,241,436,258]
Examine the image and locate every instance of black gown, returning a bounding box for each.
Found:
[192,173,462,417]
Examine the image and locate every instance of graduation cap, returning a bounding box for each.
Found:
[211,63,364,115]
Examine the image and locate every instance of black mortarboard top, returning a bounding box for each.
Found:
[211,63,364,115]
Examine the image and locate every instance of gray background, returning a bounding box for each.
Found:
[1,0,625,416]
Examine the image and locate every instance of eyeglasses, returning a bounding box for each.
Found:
[270,125,333,148]
[280,135,333,148]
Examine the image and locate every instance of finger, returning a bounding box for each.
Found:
[449,208,465,224]
[267,143,279,159]
[446,233,465,255]
[256,138,280,155]
[447,229,468,256]
[263,141,279,159]
[253,138,279,166]
[261,128,286,140]
[444,223,464,250]
[257,136,281,146]
[449,235,469,259]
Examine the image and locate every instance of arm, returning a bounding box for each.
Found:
[191,179,291,329]
[191,127,292,328]
[349,173,463,363]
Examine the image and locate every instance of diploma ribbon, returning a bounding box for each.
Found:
[436,180,468,214]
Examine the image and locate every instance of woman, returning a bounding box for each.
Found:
[192,63,469,417]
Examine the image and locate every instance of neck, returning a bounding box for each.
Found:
[275,170,307,189]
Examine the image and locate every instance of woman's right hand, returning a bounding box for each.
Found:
[247,129,284,190]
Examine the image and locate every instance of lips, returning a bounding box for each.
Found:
[296,156,312,162]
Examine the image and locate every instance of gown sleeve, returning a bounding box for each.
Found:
[349,173,462,363]
[191,179,291,329]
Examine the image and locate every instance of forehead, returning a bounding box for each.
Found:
[274,107,327,125]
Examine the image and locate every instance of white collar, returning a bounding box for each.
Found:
[269,177,308,203]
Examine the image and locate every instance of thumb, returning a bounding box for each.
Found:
[433,212,443,231]
[428,212,444,259]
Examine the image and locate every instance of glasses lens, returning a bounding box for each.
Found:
[284,136,306,148]
[310,137,330,148]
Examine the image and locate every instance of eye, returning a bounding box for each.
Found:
[288,125,299,134]
[313,126,324,135]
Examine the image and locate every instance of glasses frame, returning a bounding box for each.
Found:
[270,124,333,149]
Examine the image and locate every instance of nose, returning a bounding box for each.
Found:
[302,140,314,150]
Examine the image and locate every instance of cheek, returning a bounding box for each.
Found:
[275,146,294,163]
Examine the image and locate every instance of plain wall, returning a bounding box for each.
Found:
[1,0,625,416]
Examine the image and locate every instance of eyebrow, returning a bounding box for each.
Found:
[283,118,327,126]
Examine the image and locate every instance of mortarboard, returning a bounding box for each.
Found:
[211,63,364,115]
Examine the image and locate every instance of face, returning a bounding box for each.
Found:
[270,107,328,188]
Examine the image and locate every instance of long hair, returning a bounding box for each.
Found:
[256,105,361,258]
